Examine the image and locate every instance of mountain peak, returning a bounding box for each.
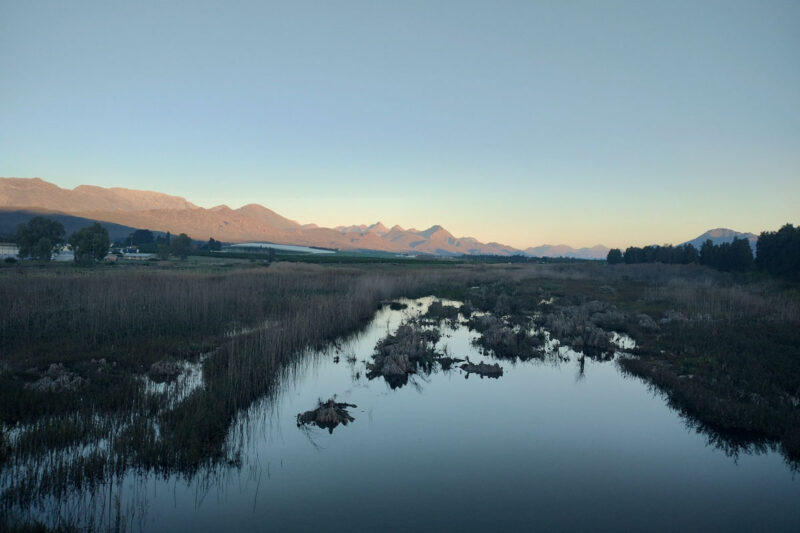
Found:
[681,228,758,252]
[234,203,300,230]
[417,225,449,238]
[703,228,755,239]
[238,203,269,211]
[367,222,389,234]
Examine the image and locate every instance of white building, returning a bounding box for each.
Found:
[52,249,75,262]
[0,243,19,259]
[123,252,156,261]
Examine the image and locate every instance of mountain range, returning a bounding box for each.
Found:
[7,177,757,259]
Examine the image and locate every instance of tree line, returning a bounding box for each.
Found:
[755,223,800,279]
[606,223,799,278]
[13,216,110,264]
[8,216,220,264]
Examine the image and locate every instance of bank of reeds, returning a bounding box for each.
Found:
[459,263,800,463]
[0,262,490,521]
[2,261,799,526]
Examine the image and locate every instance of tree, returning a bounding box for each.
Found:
[69,223,110,264]
[623,246,644,264]
[699,239,716,268]
[727,237,754,272]
[156,243,171,260]
[680,243,699,264]
[606,248,623,264]
[207,237,222,251]
[129,229,154,245]
[16,216,65,260]
[756,223,800,279]
[170,233,192,259]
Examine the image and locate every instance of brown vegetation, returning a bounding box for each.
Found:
[468,314,545,360]
[1,259,798,528]
[366,321,442,388]
[0,262,491,518]
[461,360,503,378]
[458,262,800,462]
[297,398,357,433]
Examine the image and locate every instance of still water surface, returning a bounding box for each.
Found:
[114,297,798,531]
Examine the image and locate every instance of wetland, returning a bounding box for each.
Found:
[1,261,799,531]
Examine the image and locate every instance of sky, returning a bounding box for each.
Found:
[1,0,798,249]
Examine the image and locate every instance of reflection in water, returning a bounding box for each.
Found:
[1,296,798,531]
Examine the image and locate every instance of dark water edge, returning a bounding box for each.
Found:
[4,296,798,532]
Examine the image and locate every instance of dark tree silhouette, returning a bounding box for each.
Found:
[170,233,193,260]
[681,243,699,264]
[623,246,644,264]
[606,248,623,264]
[16,216,65,261]
[69,223,111,264]
[156,243,170,260]
[129,229,155,245]
[700,239,716,267]
[756,223,800,279]
[727,237,754,272]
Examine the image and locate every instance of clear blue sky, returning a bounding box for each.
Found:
[1,0,798,248]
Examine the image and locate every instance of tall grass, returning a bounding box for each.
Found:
[2,261,798,528]
[458,262,800,464]
[0,262,489,524]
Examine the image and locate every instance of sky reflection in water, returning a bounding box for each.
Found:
[120,297,800,532]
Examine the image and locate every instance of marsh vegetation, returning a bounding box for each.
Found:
[296,398,356,433]
[1,260,798,530]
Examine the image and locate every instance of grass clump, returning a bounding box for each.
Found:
[423,300,460,322]
[468,314,545,360]
[462,263,800,463]
[367,322,442,388]
[297,398,357,433]
[461,360,503,378]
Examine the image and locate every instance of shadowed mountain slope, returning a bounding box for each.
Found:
[0,209,160,242]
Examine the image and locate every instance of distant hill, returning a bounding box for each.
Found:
[0,177,197,212]
[524,244,610,260]
[1,177,610,257]
[681,228,758,252]
[334,222,390,236]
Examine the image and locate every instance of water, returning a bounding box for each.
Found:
[13,297,800,531]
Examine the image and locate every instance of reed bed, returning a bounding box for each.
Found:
[0,262,492,524]
[1,260,798,529]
